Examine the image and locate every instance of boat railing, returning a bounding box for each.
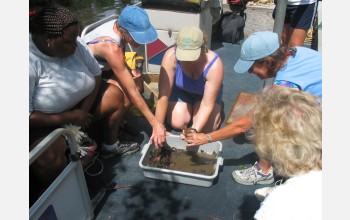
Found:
[29,128,94,220]
[80,14,118,38]
[80,2,142,53]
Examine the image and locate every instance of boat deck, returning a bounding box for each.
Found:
[66,3,322,219]
[86,38,267,219]
[27,2,323,219]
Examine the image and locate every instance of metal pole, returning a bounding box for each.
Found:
[273,0,287,41]
[265,0,287,87]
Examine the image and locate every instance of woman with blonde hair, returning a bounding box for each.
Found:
[250,88,322,220]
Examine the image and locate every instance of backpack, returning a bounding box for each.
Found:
[217,0,247,44]
[227,0,246,15]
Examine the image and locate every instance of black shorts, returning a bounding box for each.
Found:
[273,2,318,29]
[90,79,110,114]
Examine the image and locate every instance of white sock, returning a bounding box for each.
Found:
[102,140,120,151]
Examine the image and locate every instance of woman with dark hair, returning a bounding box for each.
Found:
[29,3,139,188]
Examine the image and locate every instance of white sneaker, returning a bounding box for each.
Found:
[232,161,274,185]
[101,141,140,159]
[254,179,284,201]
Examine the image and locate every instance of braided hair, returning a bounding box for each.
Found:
[29,3,78,37]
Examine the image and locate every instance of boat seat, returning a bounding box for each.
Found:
[29,128,94,220]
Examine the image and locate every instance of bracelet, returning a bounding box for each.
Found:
[207,134,212,143]
[188,128,198,133]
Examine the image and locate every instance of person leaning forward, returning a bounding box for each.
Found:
[82,6,166,148]
[184,31,322,188]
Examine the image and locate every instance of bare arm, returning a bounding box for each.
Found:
[185,83,303,146]
[155,48,177,125]
[185,115,252,146]
[191,52,224,132]
[29,109,93,129]
[91,41,166,146]
[185,85,298,146]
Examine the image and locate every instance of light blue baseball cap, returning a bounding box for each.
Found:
[234,31,280,73]
[118,6,157,44]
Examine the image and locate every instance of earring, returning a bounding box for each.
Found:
[47,41,50,48]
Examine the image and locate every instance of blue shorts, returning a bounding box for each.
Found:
[169,86,223,105]
[273,2,318,29]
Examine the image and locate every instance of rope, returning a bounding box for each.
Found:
[83,152,104,177]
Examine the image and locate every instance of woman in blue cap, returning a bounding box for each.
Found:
[82,6,167,148]
[184,31,321,198]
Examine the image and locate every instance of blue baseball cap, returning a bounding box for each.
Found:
[118,6,157,44]
[234,31,280,73]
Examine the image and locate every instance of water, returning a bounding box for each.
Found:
[169,150,217,176]
[54,0,141,32]
[147,145,217,176]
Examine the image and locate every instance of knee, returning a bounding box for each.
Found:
[169,121,184,130]
[106,85,125,111]
[168,116,191,130]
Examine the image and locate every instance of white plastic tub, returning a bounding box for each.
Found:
[139,135,223,187]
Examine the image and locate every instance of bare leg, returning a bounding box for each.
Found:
[166,101,192,130]
[283,23,308,47]
[93,83,125,145]
[257,158,273,174]
[282,23,291,46]
[288,27,308,47]
[106,77,143,111]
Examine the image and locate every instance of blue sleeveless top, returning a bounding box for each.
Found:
[174,53,219,95]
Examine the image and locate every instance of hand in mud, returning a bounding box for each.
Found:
[149,122,167,148]
[180,125,198,140]
[182,125,190,136]
[185,132,209,147]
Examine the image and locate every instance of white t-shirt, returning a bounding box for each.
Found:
[29,35,102,115]
[254,170,322,220]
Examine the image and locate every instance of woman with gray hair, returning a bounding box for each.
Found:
[251,88,322,220]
